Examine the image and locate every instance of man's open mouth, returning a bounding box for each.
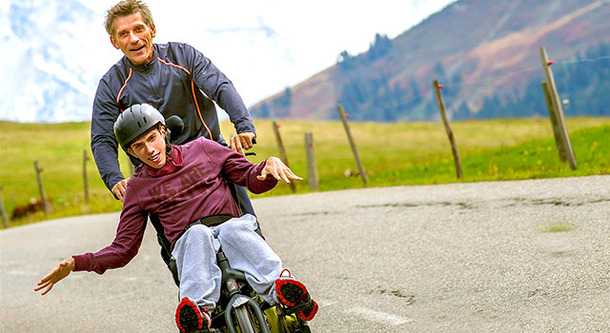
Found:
[131,44,145,52]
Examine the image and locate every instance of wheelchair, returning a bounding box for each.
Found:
[151,116,314,332]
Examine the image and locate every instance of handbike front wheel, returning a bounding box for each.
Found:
[234,305,256,333]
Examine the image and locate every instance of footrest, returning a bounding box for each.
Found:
[282,300,315,316]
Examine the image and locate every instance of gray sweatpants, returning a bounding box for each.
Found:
[171,214,282,310]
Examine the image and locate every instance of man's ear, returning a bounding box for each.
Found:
[110,35,120,49]
[150,24,156,38]
[126,147,135,157]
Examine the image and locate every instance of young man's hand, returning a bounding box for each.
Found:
[34,258,75,295]
[258,157,303,184]
[230,132,256,155]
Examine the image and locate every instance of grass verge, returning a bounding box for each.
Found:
[0,117,608,228]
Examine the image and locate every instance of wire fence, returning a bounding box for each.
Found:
[2,47,609,227]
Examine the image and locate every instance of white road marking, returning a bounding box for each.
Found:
[316,299,339,307]
[6,270,37,276]
[346,306,412,326]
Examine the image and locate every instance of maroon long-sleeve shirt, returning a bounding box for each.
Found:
[73,138,277,274]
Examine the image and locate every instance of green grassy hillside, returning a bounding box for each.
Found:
[0,117,608,228]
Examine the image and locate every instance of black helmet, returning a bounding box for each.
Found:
[114,103,166,151]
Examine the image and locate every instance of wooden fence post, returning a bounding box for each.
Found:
[337,105,369,186]
[0,185,9,228]
[539,46,577,170]
[34,161,50,216]
[83,148,90,204]
[541,82,567,162]
[433,80,463,179]
[304,132,319,191]
[272,121,296,193]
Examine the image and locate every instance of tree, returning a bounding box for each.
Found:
[367,33,392,62]
[337,50,355,72]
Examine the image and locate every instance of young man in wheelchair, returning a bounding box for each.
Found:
[35,104,318,332]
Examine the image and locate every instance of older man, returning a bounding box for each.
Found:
[92,0,256,203]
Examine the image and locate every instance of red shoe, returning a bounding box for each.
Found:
[175,297,211,333]
[275,269,319,321]
[292,299,319,321]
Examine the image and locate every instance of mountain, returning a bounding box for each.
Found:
[250,0,610,121]
[3,0,609,123]
[0,0,116,123]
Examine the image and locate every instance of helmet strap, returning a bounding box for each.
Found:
[163,126,173,161]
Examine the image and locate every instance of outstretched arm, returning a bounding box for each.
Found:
[91,79,126,196]
[34,258,75,295]
[257,157,303,184]
[186,44,256,140]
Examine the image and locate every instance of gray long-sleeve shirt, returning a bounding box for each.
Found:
[91,42,255,191]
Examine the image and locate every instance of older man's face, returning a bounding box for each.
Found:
[110,12,156,65]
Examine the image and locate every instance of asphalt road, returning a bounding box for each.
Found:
[2,176,609,332]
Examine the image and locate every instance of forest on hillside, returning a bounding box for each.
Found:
[335,41,610,121]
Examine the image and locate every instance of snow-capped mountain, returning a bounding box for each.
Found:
[1,0,119,123]
[0,0,289,123]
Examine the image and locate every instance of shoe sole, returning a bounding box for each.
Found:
[176,297,204,333]
[276,279,319,321]
[276,279,308,307]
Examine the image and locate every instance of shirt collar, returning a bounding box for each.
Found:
[122,44,158,72]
